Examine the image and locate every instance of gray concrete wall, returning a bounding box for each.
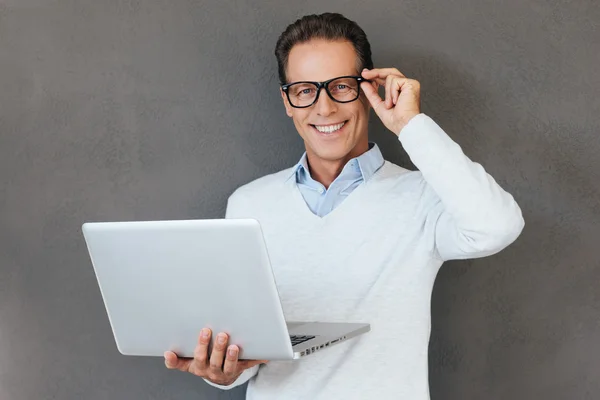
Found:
[1,1,598,399]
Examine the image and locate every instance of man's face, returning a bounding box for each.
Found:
[281,39,372,164]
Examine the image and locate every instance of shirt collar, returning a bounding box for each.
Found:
[285,142,384,183]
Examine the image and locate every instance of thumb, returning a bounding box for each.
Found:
[164,351,192,372]
[360,80,385,118]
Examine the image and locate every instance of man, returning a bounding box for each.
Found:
[164,12,524,399]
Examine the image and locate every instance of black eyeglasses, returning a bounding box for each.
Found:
[281,75,371,108]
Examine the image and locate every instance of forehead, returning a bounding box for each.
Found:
[286,39,358,83]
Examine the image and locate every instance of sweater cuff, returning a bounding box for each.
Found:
[397,113,459,162]
[203,364,260,390]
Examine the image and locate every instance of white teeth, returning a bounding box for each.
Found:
[315,122,345,133]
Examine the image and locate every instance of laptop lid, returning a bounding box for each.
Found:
[82,219,294,360]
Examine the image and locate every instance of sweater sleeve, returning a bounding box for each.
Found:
[203,365,260,390]
[398,114,525,261]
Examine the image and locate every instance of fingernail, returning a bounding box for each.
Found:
[217,334,226,344]
[201,329,209,339]
[228,347,237,357]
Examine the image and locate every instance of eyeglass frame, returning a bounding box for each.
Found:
[280,75,372,109]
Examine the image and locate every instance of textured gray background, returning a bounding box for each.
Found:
[1,0,599,399]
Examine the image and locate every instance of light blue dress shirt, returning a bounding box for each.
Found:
[286,142,385,217]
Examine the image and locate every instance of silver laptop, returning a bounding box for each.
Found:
[81,218,370,360]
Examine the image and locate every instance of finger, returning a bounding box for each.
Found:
[360,81,385,117]
[361,69,384,86]
[390,76,411,107]
[209,332,229,372]
[164,351,192,372]
[372,78,388,85]
[392,77,400,105]
[191,328,211,372]
[385,75,395,109]
[362,67,405,80]
[222,345,239,376]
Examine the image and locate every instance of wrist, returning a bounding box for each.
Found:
[396,112,420,136]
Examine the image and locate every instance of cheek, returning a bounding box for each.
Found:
[353,105,370,125]
[289,115,308,137]
[291,110,311,126]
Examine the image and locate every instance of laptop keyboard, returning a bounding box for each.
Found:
[290,335,315,347]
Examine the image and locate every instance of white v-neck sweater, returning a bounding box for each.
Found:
[206,114,524,399]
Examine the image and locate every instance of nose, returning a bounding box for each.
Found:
[315,88,337,117]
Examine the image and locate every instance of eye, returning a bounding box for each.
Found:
[294,87,316,97]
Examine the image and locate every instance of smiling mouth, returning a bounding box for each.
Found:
[310,121,348,133]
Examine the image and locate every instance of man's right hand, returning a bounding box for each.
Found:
[164,328,267,386]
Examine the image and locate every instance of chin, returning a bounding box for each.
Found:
[301,121,365,161]
[307,141,354,162]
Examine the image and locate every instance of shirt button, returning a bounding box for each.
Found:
[318,188,324,194]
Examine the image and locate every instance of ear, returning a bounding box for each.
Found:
[280,89,293,118]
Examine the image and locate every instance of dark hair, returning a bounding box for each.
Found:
[274,13,374,85]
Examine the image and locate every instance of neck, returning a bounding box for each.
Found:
[306,141,369,189]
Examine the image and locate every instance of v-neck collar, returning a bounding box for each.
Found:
[285,161,389,221]
[285,142,385,186]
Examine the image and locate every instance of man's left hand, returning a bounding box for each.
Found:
[360,68,421,136]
